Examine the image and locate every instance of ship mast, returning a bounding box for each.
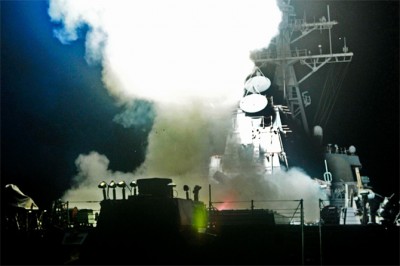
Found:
[252,0,353,134]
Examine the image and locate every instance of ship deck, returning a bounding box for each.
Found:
[2,224,399,265]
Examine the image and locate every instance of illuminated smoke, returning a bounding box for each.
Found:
[49,0,281,202]
[209,165,328,222]
[48,0,281,106]
[112,100,155,128]
[47,0,328,220]
[62,151,136,211]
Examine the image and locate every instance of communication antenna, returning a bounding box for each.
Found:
[252,1,353,134]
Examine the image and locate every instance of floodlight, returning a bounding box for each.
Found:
[130,181,138,196]
[117,181,126,188]
[98,181,107,189]
[117,181,127,200]
[108,180,116,188]
[183,185,190,200]
[193,185,202,201]
[98,181,107,200]
[109,180,117,200]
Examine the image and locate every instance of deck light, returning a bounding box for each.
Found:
[130,181,138,196]
[109,180,117,200]
[183,185,190,200]
[193,185,202,201]
[117,181,127,200]
[98,181,107,200]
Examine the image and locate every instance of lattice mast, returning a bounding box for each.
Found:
[252,0,353,134]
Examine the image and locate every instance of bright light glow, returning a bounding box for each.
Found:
[50,1,284,211]
[117,181,127,188]
[108,180,116,188]
[98,181,107,189]
[49,0,281,106]
[192,203,207,229]
[237,112,253,144]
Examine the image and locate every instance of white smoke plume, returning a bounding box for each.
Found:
[62,151,136,211]
[49,0,281,200]
[47,0,327,222]
[209,165,328,223]
[49,0,281,106]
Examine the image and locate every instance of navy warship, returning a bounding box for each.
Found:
[2,0,399,265]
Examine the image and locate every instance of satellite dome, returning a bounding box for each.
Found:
[244,76,271,93]
[239,94,268,113]
[313,125,323,136]
[348,145,356,154]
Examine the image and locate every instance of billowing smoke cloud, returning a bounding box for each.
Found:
[48,0,326,222]
[63,151,136,211]
[49,0,281,106]
[49,0,280,197]
[209,165,328,222]
[112,100,155,128]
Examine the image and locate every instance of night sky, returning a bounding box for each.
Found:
[1,0,399,209]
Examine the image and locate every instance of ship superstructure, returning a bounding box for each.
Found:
[2,1,399,265]
[251,0,353,134]
[209,69,291,181]
[319,144,397,226]
[207,0,396,228]
[209,0,354,184]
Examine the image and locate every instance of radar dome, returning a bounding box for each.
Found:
[313,125,323,137]
[348,145,356,154]
[239,94,268,113]
[244,76,271,93]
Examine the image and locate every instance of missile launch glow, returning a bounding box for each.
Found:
[47,0,328,222]
[49,0,282,207]
[49,0,281,105]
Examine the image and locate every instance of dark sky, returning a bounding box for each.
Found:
[1,0,399,209]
